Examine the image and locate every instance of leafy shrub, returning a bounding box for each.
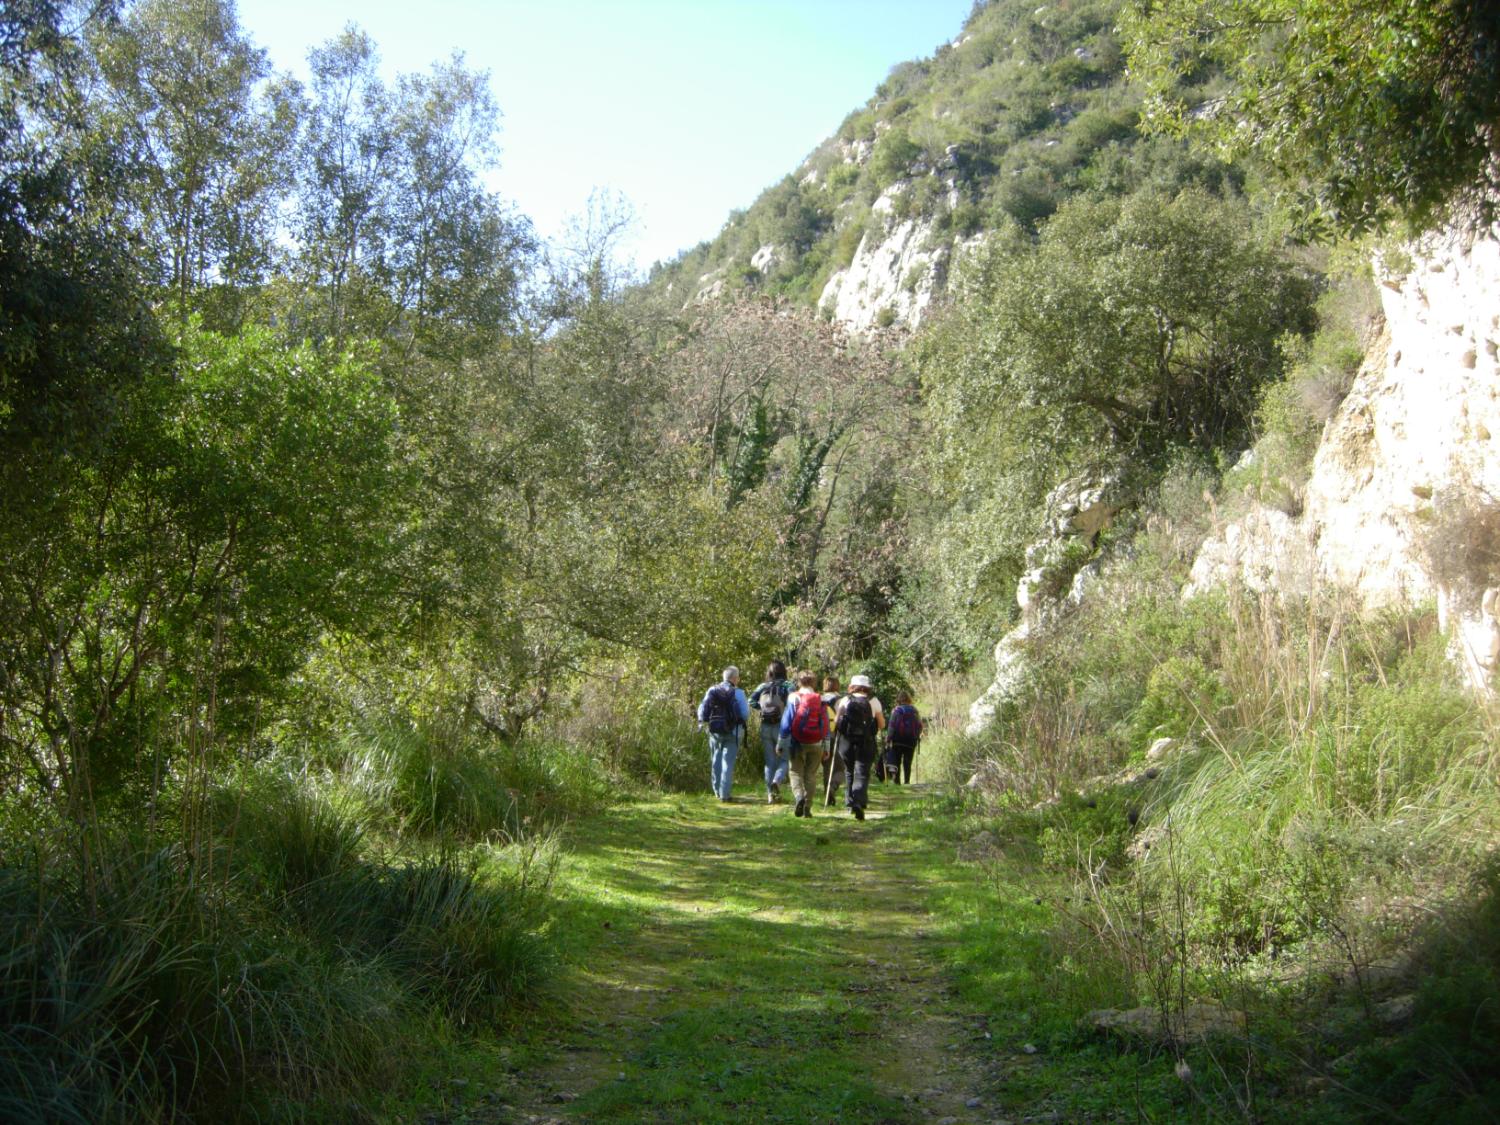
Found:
[1125,653,1227,747]
[1332,865,1500,1119]
[870,129,922,187]
[1035,789,1138,874]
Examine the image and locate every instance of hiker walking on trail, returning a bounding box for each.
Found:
[834,674,884,820]
[748,660,793,804]
[698,666,749,802]
[883,691,923,785]
[820,674,845,807]
[779,671,832,818]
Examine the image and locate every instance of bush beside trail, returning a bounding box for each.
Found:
[944,552,1500,1120]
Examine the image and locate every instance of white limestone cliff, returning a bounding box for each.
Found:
[1186,217,1500,691]
[817,180,985,335]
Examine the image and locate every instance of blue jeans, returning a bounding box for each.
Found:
[710,729,741,799]
[760,721,788,791]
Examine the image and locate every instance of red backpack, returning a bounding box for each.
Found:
[788,693,830,744]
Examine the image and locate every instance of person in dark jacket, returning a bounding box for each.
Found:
[834,674,884,820]
[883,691,923,784]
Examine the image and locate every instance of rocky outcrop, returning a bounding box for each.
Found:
[816,175,984,334]
[749,243,782,276]
[967,476,1125,733]
[1187,218,1500,690]
[818,209,946,332]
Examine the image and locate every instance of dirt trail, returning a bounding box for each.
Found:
[452,785,1008,1125]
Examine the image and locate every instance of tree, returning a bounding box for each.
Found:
[91,0,297,322]
[0,322,401,813]
[291,32,533,360]
[915,190,1315,623]
[1123,0,1500,234]
[291,25,394,349]
[660,296,915,666]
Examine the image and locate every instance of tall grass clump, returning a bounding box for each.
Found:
[0,832,413,1123]
[339,716,610,837]
[0,762,562,1122]
[547,675,707,792]
[227,773,559,1024]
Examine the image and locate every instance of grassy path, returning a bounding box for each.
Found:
[467,782,1007,1124]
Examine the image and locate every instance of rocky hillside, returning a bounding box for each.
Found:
[649,0,1229,333]
[1188,217,1500,689]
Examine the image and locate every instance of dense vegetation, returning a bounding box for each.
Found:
[2,0,1497,1119]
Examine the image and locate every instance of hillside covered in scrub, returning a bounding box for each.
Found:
[3,0,1500,1120]
[648,0,1236,332]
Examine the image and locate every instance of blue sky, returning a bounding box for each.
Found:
[236,0,975,270]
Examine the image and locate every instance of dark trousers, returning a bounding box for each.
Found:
[887,741,916,784]
[838,739,875,809]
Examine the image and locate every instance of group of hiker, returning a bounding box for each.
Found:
[696,661,924,820]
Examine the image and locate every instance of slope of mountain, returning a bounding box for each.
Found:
[649,0,1233,332]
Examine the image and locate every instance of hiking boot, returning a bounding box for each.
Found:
[795,797,807,817]
[853,806,865,821]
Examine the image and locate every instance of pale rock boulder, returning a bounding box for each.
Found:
[968,475,1124,733]
[1146,737,1177,762]
[749,243,782,276]
[841,138,874,166]
[1186,217,1500,690]
[693,269,727,304]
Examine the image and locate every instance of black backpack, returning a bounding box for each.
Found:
[704,683,739,734]
[839,694,875,752]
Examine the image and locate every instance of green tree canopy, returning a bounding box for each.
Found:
[1123,0,1500,234]
[916,188,1316,624]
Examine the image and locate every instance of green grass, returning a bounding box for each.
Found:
[467,780,981,1123]
[455,758,1239,1123]
[460,720,1499,1125]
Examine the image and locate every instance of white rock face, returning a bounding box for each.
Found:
[1187,218,1500,690]
[819,187,981,334]
[968,476,1124,733]
[819,214,942,332]
[750,243,782,276]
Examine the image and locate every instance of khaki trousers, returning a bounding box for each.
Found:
[787,742,823,805]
